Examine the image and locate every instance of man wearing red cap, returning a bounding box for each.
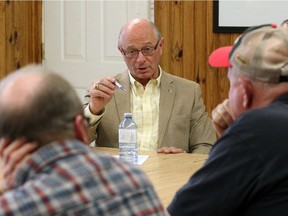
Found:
[168,24,288,215]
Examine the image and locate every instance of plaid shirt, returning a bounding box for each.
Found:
[0,140,165,215]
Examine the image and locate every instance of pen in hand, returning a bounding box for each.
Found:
[114,81,126,91]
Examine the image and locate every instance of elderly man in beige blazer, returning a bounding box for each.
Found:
[84,18,216,154]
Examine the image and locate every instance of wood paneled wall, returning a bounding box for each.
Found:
[154,1,240,116]
[0,1,42,78]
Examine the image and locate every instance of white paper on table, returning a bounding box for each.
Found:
[113,155,149,165]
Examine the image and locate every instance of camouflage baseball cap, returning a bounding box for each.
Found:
[209,24,288,83]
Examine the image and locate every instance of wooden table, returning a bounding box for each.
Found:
[93,147,208,207]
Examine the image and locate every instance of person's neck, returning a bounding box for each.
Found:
[252,84,288,108]
[139,79,151,88]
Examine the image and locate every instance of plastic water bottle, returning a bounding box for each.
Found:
[118,113,138,165]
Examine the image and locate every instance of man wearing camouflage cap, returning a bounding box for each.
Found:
[168,24,288,215]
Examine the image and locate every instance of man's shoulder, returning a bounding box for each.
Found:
[162,70,198,87]
[227,103,287,139]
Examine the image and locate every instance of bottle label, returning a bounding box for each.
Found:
[119,129,137,143]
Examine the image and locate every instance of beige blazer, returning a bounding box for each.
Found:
[85,70,216,153]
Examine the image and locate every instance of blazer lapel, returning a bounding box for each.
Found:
[158,72,175,147]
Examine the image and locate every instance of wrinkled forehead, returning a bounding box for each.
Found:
[120,21,157,46]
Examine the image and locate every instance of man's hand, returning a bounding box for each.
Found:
[0,138,38,193]
[212,99,234,137]
[157,146,186,154]
[88,77,118,115]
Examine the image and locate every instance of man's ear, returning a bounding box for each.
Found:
[240,79,253,109]
[117,45,122,53]
[158,37,164,55]
[74,115,89,144]
[118,46,126,61]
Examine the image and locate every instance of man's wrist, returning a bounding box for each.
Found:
[84,106,104,126]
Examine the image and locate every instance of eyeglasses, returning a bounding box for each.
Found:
[122,39,160,59]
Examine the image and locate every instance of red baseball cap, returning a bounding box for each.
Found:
[208,46,232,67]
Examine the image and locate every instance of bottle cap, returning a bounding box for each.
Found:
[124,112,132,118]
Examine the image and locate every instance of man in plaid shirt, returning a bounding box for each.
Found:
[0,64,165,215]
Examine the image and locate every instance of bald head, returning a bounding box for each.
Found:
[0,69,44,109]
[0,64,83,145]
[118,18,161,47]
